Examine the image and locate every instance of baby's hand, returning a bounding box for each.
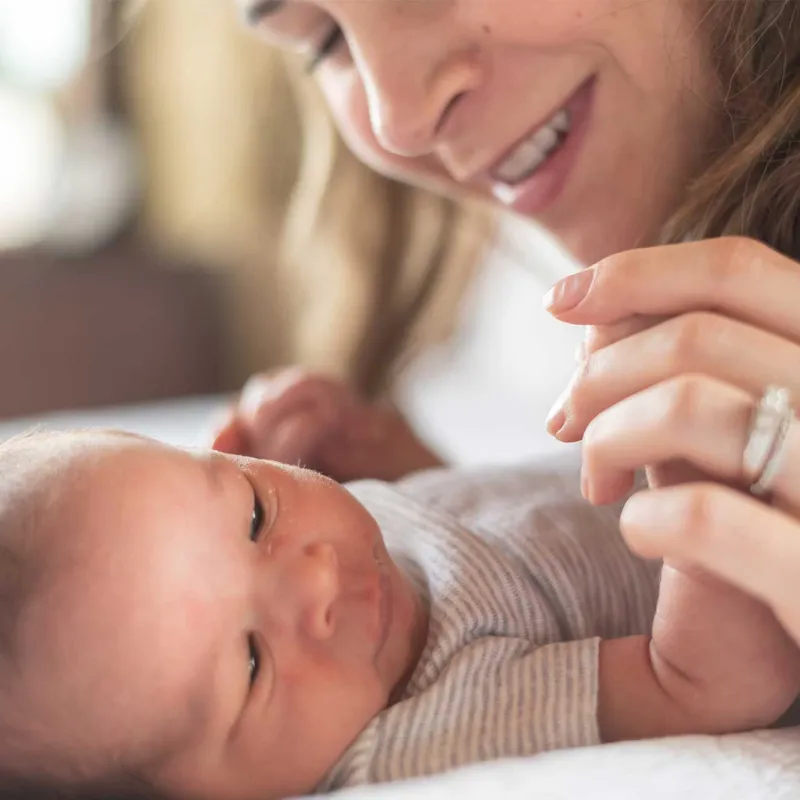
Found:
[584,433,800,739]
[212,368,444,483]
[599,560,800,742]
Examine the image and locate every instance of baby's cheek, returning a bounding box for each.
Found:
[281,647,386,713]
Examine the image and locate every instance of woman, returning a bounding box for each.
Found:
[214,0,800,645]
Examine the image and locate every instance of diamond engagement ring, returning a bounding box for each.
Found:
[742,385,794,496]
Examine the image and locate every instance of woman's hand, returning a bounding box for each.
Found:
[211,368,444,483]
[543,237,800,645]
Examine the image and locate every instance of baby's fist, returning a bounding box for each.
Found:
[212,368,351,470]
[212,368,443,483]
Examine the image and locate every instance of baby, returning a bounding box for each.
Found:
[0,429,799,800]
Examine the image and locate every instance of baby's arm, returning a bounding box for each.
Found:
[598,565,800,741]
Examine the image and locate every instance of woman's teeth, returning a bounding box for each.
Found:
[492,108,571,185]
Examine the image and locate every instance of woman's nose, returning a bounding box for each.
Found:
[353,30,484,157]
[297,542,340,641]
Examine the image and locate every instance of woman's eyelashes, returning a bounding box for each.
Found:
[306,24,345,73]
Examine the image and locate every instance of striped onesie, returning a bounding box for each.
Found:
[320,458,661,790]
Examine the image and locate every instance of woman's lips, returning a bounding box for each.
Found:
[491,75,597,216]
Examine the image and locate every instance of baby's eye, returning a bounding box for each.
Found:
[250,491,265,542]
[248,635,261,687]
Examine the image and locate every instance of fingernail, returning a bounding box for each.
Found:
[543,268,595,315]
[574,340,586,363]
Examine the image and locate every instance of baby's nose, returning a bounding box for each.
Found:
[300,542,340,641]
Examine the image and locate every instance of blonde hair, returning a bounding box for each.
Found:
[124,1,493,394]
[277,62,495,396]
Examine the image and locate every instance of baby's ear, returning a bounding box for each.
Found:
[212,416,249,456]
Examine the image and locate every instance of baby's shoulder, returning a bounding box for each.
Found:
[393,453,585,516]
[348,456,636,569]
[394,456,630,557]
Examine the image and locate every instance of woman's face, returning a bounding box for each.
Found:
[244,0,720,263]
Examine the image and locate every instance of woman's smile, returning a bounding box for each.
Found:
[489,76,596,216]
[247,0,720,263]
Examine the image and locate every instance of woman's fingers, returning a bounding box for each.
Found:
[621,483,800,643]
[582,315,667,358]
[546,238,800,344]
[550,311,800,441]
[581,375,800,512]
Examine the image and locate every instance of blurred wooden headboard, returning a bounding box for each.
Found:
[0,244,224,419]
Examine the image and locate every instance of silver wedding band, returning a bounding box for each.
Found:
[743,385,794,496]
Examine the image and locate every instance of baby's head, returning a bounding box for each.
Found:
[0,431,424,799]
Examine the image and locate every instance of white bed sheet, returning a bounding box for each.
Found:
[0,395,226,448]
[330,729,800,800]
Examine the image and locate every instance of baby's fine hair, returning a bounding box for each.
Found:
[0,432,165,800]
[0,432,51,770]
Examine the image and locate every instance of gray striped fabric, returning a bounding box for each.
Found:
[321,459,661,790]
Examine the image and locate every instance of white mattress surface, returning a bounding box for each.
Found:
[329,728,800,800]
[0,395,226,448]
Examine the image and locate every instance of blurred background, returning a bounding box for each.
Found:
[0,0,581,465]
[0,0,223,425]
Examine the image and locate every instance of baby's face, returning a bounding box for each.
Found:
[8,433,423,799]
